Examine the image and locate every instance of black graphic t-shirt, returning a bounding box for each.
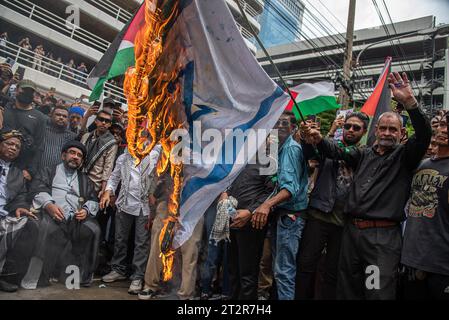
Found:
[401,157,449,276]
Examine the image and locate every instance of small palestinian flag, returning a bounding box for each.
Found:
[286,81,340,120]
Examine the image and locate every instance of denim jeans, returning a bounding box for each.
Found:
[200,202,230,296]
[272,213,306,300]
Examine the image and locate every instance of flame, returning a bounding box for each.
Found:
[124,0,183,282]
[158,216,176,281]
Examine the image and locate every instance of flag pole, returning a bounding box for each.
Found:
[235,1,306,124]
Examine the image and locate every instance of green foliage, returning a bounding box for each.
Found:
[405,117,415,136]
[318,109,338,135]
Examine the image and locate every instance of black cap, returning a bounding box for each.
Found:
[62,140,87,159]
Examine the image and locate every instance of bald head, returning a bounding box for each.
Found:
[377,112,403,128]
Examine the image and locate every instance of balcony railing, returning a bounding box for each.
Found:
[235,0,261,21]
[235,22,255,40]
[3,0,111,53]
[0,40,126,103]
[84,0,133,24]
[3,0,259,55]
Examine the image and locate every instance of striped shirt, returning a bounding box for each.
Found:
[39,122,77,171]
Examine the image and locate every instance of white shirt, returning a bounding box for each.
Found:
[33,164,99,219]
[106,146,161,217]
[0,159,11,218]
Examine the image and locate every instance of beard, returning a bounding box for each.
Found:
[343,135,359,145]
[378,138,397,148]
[65,160,80,170]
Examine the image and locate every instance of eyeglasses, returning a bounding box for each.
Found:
[276,119,291,127]
[96,117,112,124]
[343,123,362,132]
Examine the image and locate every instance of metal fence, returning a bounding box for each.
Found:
[0,40,126,103]
[3,0,111,53]
[84,0,133,24]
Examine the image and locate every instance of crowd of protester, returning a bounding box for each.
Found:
[0,33,91,86]
[0,60,448,300]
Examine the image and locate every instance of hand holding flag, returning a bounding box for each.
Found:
[300,120,323,145]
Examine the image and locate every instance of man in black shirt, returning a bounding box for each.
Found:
[302,72,432,299]
[297,112,369,300]
[1,80,47,181]
[226,157,274,300]
[400,112,449,300]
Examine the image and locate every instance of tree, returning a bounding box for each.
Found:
[318,109,338,135]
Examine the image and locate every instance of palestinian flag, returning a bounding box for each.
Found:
[286,81,340,120]
[361,56,392,146]
[87,3,145,101]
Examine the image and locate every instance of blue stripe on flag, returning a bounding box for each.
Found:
[180,86,284,205]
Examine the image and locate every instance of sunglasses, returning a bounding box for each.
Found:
[343,123,362,132]
[276,119,291,127]
[96,117,112,124]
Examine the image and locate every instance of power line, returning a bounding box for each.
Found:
[307,0,411,99]
[262,1,341,70]
[317,0,347,31]
[380,0,418,86]
[261,1,370,100]
[302,0,372,98]
[371,0,418,87]
[301,2,370,100]
[282,0,371,99]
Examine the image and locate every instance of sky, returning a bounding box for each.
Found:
[300,0,449,38]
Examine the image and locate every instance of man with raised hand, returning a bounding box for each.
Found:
[302,72,432,300]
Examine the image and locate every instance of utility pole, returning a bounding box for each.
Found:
[339,0,356,107]
[444,37,449,110]
[430,34,436,116]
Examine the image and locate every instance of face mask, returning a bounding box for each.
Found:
[16,91,34,105]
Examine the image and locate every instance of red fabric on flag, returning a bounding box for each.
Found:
[286,91,299,111]
[123,5,146,43]
[361,57,392,117]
